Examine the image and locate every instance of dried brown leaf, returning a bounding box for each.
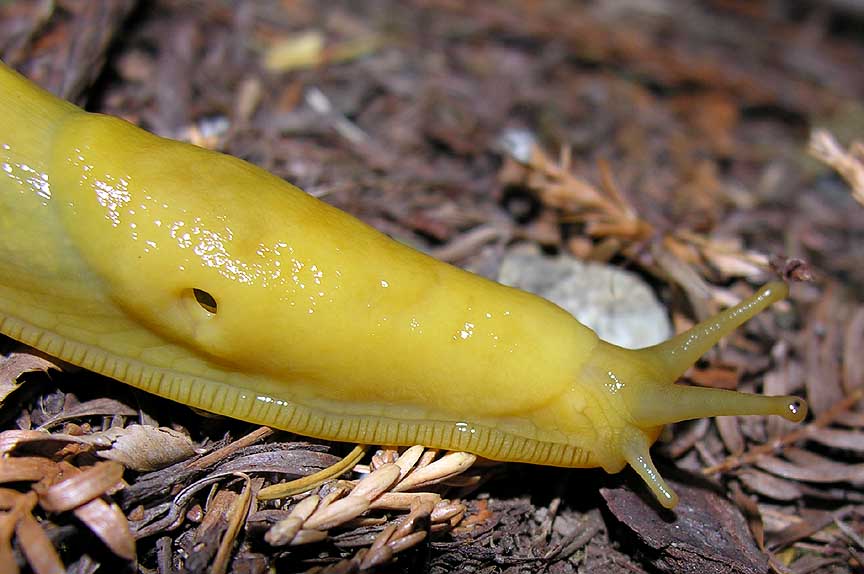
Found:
[652,240,713,321]
[844,306,864,391]
[689,365,741,390]
[0,351,60,405]
[370,447,399,469]
[701,245,769,280]
[729,483,765,551]
[265,447,468,556]
[834,518,864,552]
[415,448,439,469]
[216,447,341,477]
[755,452,864,485]
[428,224,509,263]
[499,145,651,249]
[805,289,845,416]
[805,427,864,453]
[767,507,854,550]
[1,425,198,471]
[394,498,434,538]
[89,424,199,471]
[36,398,139,430]
[0,431,75,456]
[716,415,746,455]
[737,469,804,501]
[335,498,435,571]
[664,418,711,459]
[361,541,393,569]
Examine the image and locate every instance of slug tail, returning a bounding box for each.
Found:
[621,431,679,509]
[647,282,789,381]
[0,61,78,161]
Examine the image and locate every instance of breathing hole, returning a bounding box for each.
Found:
[191,288,218,314]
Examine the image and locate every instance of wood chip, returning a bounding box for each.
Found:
[0,500,24,574]
[15,503,65,574]
[37,461,125,513]
[73,497,136,560]
[601,479,767,574]
[0,457,58,483]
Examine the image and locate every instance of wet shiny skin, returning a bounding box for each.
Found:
[0,62,806,508]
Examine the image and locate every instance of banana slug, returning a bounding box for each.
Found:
[0,61,806,508]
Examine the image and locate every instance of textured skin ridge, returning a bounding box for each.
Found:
[0,311,592,467]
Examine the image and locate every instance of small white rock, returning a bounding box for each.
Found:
[498,248,672,349]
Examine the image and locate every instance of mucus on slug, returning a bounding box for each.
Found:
[0,60,807,509]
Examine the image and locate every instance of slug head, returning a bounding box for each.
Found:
[574,282,807,508]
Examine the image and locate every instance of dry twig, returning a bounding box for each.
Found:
[809,129,864,207]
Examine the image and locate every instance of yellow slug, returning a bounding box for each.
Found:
[0,61,806,508]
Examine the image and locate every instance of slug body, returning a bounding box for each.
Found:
[0,62,805,507]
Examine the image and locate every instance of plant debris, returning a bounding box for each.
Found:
[601,479,768,574]
[0,349,61,406]
[809,129,864,207]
